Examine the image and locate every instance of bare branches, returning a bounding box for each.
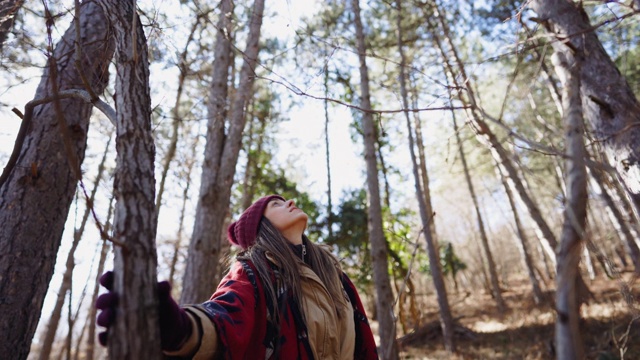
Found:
[0,89,116,189]
[259,73,470,115]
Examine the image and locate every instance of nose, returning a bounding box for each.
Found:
[286,199,295,207]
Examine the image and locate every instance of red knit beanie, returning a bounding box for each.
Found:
[227,195,285,249]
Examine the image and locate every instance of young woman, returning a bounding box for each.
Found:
[97,195,378,359]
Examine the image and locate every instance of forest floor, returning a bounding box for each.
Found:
[394,273,640,359]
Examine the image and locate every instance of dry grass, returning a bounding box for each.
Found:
[393,273,640,359]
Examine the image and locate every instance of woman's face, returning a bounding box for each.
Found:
[263,198,308,241]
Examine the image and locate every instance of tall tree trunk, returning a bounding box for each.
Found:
[409,73,437,241]
[529,0,640,215]
[0,0,23,51]
[450,103,506,314]
[86,197,115,360]
[181,0,234,303]
[240,100,268,212]
[496,163,545,304]
[351,0,399,358]
[324,65,334,239]
[396,0,455,351]
[552,48,588,360]
[240,101,257,210]
[377,146,392,211]
[155,15,201,217]
[38,134,112,360]
[169,137,199,286]
[182,0,265,303]
[97,1,161,358]
[0,3,113,358]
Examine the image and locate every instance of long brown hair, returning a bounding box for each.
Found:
[237,217,347,329]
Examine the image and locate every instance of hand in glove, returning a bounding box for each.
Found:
[95,271,193,351]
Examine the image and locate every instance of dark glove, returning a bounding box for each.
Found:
[95,271,193,351]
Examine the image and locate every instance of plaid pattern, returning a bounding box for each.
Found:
[196,259,379,359]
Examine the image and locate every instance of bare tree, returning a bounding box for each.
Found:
[395,0,455,351]
[155,12,203,217]
[324,65,334,239]
[169,136,199,286]
[409,73,437,241]
[0,3,113,358]
[352,0,399,358]
[182,0,266,303]
[496,164,545,304]
[552,47,588,359]
[86,197,115,360]
[96,0,161,357]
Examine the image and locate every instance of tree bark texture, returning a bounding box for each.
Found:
[352,0,399,358]
[552,48,587,360]
[182,0,265,303]
[396,0,455,351]
[529,0,640,215]
[96,0,161,358]
[0,3,113,359]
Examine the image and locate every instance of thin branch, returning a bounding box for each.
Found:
[258,74,469,114]
[0,89,116,189]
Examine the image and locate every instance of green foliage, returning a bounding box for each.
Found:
[439,242,467,278]
[616,45,640,98]
[414,241,467,279]
[326,189,373,286]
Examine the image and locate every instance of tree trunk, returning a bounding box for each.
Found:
[240,103,267,212]
[97,1,161,358]
[181,0,234,303]
[529,0,640,216]
[169,136,199,286]
[352,0,399,358]
[409,73,437,242]
[38,134,111,360]
[450,103,506,314]
[0,3,113,359]
[396,0,455,351]
[0,0,23,51]
[324,65,334,239]
[182,0,265,303]
[496,163,545,304]
[552,48,587,360]
[155,15,201,217]
[86,197,114,360]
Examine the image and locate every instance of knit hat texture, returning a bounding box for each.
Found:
[227,194,285,249]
